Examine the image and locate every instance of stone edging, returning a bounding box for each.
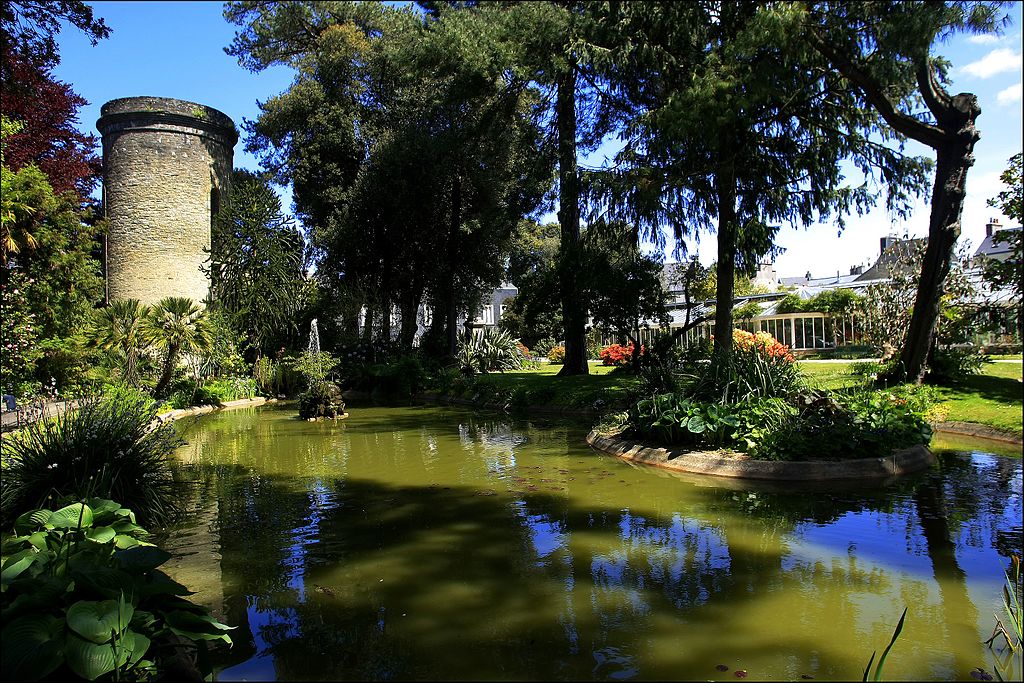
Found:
[154,397,273,426]
[586,430,936,481]
[932,421,1022,445]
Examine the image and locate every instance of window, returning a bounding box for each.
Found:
[482,305,494,325]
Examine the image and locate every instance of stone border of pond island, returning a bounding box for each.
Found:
[586,430,936,481]
[154,397,275,425]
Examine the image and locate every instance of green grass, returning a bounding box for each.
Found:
[446,359,1023,438]
[462,361,641,409]
[798,360,1022,438]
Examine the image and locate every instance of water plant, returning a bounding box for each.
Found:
[862,607,906,681]
[0,387,182,528]
[0,499,232,681]
[985,555,1022,681]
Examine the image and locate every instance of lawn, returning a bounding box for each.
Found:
[454,359,1023,438]
[799,360,1022,438]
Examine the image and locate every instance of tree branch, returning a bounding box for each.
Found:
[805,28,946,149]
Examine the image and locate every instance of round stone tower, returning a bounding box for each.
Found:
[97,96,237,305]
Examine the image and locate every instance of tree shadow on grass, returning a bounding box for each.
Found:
[947,373,1023,405]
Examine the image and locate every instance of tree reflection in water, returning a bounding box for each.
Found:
[160,404,1022,681]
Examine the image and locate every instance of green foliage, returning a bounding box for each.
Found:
[252,355,282,397]
[208,169,307,356]
[191,377,258,406]
[985,555,1022,682]
[0,387,183,528]
[626,386,933,462]
[777,289,862,315]
[1,269,42,396]
[0,499,231,683]
[683,339,801,404]
[456,329,526,375]
[927,347,991,385]
[86,299,150,388]
[144,297,213,399]
[862,608,907,682]
[288,350,339,388]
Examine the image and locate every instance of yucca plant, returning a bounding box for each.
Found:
[145,297,213,398]
[0,386,183,528]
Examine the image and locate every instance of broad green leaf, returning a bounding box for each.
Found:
[686,415,706,434]
[0,614,65,681]
[85,498,122,517]
[164,609,234,643]
[113,534,140,550]
[49,503,94,530]
[65,632,125,680]
[13,509,51,535]
[86,526,116,544]
[1,548,39,585]
[116,546,171,573]
[66,599,134,644]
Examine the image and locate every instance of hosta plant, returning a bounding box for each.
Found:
[1,499,233,682]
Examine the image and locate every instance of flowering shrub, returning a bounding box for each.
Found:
[732,329,795,362]
[516,342,531,358]
[599,343,647,366]
[547,345,565,364]
[600,343,631,366]
[1,271,42,396]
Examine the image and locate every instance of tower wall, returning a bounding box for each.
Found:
[97,96,237,305]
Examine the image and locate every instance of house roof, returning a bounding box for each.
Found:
[973,226,1021,259]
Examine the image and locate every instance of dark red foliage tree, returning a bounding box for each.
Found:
[0,47,101,200]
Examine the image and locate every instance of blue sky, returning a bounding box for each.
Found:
[53,1,1023,280]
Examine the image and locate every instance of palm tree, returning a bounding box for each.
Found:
[145,297,213,398]
[87,299,151,386]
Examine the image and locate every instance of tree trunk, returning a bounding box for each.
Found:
[555,62,588,376]
[713,155,738,358]
[446,176,462,358]
[900,94,981,384]
[154,345,180,398]
[398,289,420,351]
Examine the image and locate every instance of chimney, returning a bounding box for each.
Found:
[850,265,863,276]
[986,217,1001,238]
[805,270,812,281]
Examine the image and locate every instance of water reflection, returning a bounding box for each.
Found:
[163,404,1023,681]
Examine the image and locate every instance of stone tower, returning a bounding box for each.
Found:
[97,96,237,305]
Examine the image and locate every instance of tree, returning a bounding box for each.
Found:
[579,2,928,364]
[583,220,669,362]
[1,1,108,200]
[982,152,1023,337]
[800,1,1008,383]
[0,0,109,70]
[87,298,150,387]
[226,1,550,356]
[145,297,213,398]
[208,169,307,357]
[501,220,563,349]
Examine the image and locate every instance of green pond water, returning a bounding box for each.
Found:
[162,403,1023,681]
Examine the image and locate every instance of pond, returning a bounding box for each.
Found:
[162,403,1022,681]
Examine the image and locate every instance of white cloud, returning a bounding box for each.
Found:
[960,48,1023,78]
[997,82,1023,105]
[968,34,1001,45]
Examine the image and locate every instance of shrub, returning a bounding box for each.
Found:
[456,329,526,374]
[533,337,557,357]
[547,345,565,364]
[685,330,800,403]
[0,387,183,528]
[297,381,345,420]
[1,499,232,682]
[600,343,634,366]
[252,355,281,396]
[926,347,990,385]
